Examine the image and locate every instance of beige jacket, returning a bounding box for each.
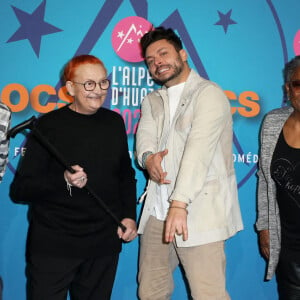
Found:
[136,70,243,246]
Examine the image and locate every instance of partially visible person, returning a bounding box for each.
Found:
[256,55,300,299]
[136,26,243,299]
[0,102,11,183]
[0,102,11,300]
[10,54,137,300]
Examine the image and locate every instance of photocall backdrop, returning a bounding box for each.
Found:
[0,0,299,299]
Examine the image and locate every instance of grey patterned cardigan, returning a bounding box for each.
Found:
[256,105,293,280]
[0,103,11,183]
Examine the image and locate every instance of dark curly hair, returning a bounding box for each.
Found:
[140,26,183,58]
[283,55,300,83]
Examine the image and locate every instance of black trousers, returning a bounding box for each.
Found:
[26,253,119,300]
[277,247,300,300]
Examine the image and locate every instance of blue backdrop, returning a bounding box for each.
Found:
[1,0,299,299]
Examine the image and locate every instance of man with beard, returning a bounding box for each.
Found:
[136,27,243,299]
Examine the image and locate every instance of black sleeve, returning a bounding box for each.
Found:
[117,117,137,221]
[9,120,66,203]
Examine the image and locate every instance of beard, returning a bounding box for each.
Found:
[153,55,185,85]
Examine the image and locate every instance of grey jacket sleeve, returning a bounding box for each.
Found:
[0,103,11,183]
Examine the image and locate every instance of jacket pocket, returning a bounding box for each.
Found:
[191,180,226,230]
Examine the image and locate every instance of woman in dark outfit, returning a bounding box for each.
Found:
[10,54,137,300]
[256,56,300,299]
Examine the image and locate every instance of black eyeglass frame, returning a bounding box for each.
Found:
[73,79,110,91]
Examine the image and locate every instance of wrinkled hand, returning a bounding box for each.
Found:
[145,149,171,185]
[259,229,270,260]
[64,165,88,189]
[117,218,137,242]
[165,200,188,243]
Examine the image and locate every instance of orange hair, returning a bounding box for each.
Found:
[63,54,106,82]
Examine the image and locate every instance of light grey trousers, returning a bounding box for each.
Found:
[138,216,230,300]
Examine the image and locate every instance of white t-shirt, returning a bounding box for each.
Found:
[154,82,186,221]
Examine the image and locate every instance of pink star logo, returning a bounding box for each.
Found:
[111,16,152,62]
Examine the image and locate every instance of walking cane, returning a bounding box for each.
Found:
[8,116,127,232]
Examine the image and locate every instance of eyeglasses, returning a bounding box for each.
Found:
[289,80,300,92]
[73,79,110,91]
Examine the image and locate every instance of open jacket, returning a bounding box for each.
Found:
[136,69,243,247]
[256,105,293,280]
